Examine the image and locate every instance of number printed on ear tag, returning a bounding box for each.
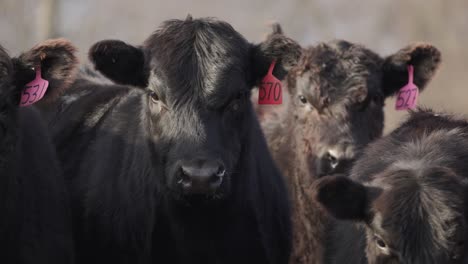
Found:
[19,66,49,107]
[395,65,419,111]
[258,60,282,105]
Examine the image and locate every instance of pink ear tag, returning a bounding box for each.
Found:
[258,60,282,105]
[395,65,419,110]
[19,67,49,107]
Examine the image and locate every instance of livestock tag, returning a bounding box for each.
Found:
[395,65,419,111]
[19,67,49,107]
[258,60,282,105]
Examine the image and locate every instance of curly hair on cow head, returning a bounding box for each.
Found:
[256,32,442,263]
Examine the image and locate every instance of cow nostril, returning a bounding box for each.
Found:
[178,161,225,194]
[210,174,221,184]
[216,166,226,177]
[178,168,192,185]
[326,153,339,169]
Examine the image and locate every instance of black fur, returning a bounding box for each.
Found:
[316,109,468,264]
[45,17,298,264]
[315,175,370,221]
[0,43,75,263]
[89,40,148,87]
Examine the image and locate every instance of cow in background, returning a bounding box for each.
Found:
[256,25,441,263]
[0,39,77,264]
[316,109,468,264]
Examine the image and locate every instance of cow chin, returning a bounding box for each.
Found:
[169,180,231,206]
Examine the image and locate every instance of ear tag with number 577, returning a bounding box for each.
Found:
[395,65,419,111]
[19,66,49,107]
[258,60,282,105]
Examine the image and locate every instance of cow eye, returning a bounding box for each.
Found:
[375,236,387,249]
[298,95,307,104]
[149,91,159,103]
[229,99,241,112]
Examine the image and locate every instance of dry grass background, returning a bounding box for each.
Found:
[1,0,467,133]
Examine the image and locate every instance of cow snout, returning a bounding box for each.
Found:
[316,152,352,177]
[178,159,225,194]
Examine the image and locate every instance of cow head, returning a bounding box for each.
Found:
[276,39,441,178]
[88,16,301,202]
[316,167,468,263]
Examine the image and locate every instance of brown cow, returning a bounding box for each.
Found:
[256,25,442,263]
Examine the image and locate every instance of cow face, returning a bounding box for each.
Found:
[89,17,301,202]
[284,40,441,178]
[316,168,468,264]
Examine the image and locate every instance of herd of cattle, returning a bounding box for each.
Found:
[1,15,466,264]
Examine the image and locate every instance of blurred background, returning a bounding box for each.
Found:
[1,0,467,132]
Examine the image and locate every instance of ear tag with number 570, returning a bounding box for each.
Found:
[258,60,282,105]
[395,65,419,111]
[19,66,49,107]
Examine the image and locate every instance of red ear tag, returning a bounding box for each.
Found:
[258,60,282,105]
[19,66,49,107]
[395,65,419,111]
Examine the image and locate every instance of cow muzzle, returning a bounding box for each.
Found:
[316,151,353,178]
[177,158,225,195]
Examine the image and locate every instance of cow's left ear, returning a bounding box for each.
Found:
[15,38,79,104]
[89,40,149,87]
[381,43,441,97]
[250,23,302,85]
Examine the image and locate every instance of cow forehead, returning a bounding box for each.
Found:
[371,173,465,255]
[145,19,251,107]
[149,64,247,110]
[297,42,382,97]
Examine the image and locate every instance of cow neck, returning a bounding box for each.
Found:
[265,106,331,264]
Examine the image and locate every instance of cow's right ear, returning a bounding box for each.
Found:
[89,40,149,87]
[314,175,370,222]
[250,23,302,85]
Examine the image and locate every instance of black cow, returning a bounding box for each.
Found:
[44,16,301,264]
[0,39,77,264]
[315,109,468,264]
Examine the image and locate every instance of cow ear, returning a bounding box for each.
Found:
[314,175,370,221]
[16,38,79,104]
[251,23,302,85]
[382,43,441,97]
[89,40,149,87]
